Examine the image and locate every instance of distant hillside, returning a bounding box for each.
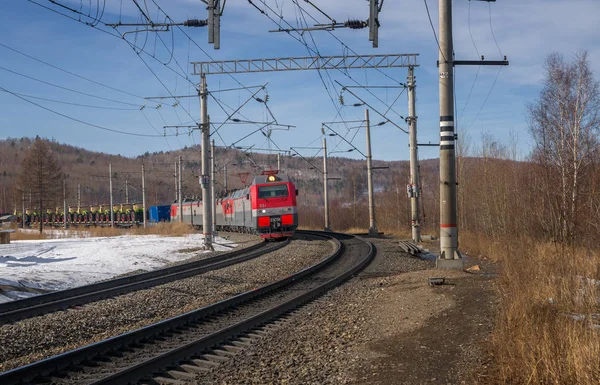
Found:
[0,136,422,207]
[1,137,465,233]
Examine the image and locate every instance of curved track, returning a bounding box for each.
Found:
[0,231,373,385]
[0,239,288,324]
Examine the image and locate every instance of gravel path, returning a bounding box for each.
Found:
[189,236,497,385]
[0,235,334,372]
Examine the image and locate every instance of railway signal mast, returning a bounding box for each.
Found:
[436,0,508,268]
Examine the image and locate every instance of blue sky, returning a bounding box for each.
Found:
[1,0,599,162]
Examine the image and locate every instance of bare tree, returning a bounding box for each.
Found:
[528,51,600,243]
[18,137,63,233]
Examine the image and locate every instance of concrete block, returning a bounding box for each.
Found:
[436,258,464,270]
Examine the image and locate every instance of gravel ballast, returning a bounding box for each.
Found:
[187,237,497,385]
[0,235,334,372]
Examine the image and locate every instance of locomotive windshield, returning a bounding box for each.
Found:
[258,184,289,199]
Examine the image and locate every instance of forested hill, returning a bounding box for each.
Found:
[0,136,444,209]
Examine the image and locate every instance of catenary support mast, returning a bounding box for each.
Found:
[365,109,378,236]
[63,178,67,229]
[109,164,114,228]
[436,0,508,268]
[178,155,183,223]
[438,0,461,267]
[407,66,422,243]
[323,138,330,231]
[142,163,147,228]
[211,139,217,234]
[200,75,213,249]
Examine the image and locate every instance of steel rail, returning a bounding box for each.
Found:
[0,231,369,385]
[0,239,288,324]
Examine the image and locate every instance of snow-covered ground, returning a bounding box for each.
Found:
[0,233,235,303]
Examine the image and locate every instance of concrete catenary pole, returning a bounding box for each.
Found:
[142,163,147,228]
[407,66,422,243]
[125,179,129,204]
[109,163,114,228]
[200,74,213,249]
[365,109,378,237]
[174,161,178,202]
[179,155,183,223]
[63,178,67,229]
[224,164,228,192]
[22,192,25,229]
[211,139,217,234]
[77,184,81,208]
[277,153,281,171]
[323,137,331,231]
[438,0,462,268]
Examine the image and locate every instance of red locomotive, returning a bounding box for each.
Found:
[171,171,298,239]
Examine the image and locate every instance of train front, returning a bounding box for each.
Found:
[250,172,298,239]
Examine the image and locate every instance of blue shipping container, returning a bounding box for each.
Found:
[149,205,171,223]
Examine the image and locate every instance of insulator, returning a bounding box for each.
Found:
[345,19,367,29]
[264,94,269,103]
[184,19,207,27]
[255,97,264,103]
[339,95,344,105]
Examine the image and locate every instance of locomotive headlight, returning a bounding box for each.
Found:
[267,175,276,182]
[261,209,267,213]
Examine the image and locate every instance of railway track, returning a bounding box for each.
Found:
[0,231,373,385]
[0,238,288,324]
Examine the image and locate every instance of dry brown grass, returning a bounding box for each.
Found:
[128,222,196,237]
[461,233,600,384]
[8,222,198,240]
[10,228,49,241]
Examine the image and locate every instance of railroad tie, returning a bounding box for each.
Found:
[213,348,236,357]
[192,358,220,368]
[167,370,197,380]
[222,344,244,353]
[153,376,187,385]
[180,364,211,373]
[201,353,229,362]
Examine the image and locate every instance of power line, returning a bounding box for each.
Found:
[0,85,181,138]
[423,0,446,62]
[0,65,145,107]
[0,42,159,105]
[468,1,480,57]
[488,2,503,58]
[4,91,140,111]
[467,66,503,130]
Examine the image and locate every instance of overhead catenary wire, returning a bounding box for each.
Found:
[3,91,140,111]
[0,85,182,138]
[0,42,160,105]
[423,0,446,63]
[285,0,409,122]
[0,65,145,108]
